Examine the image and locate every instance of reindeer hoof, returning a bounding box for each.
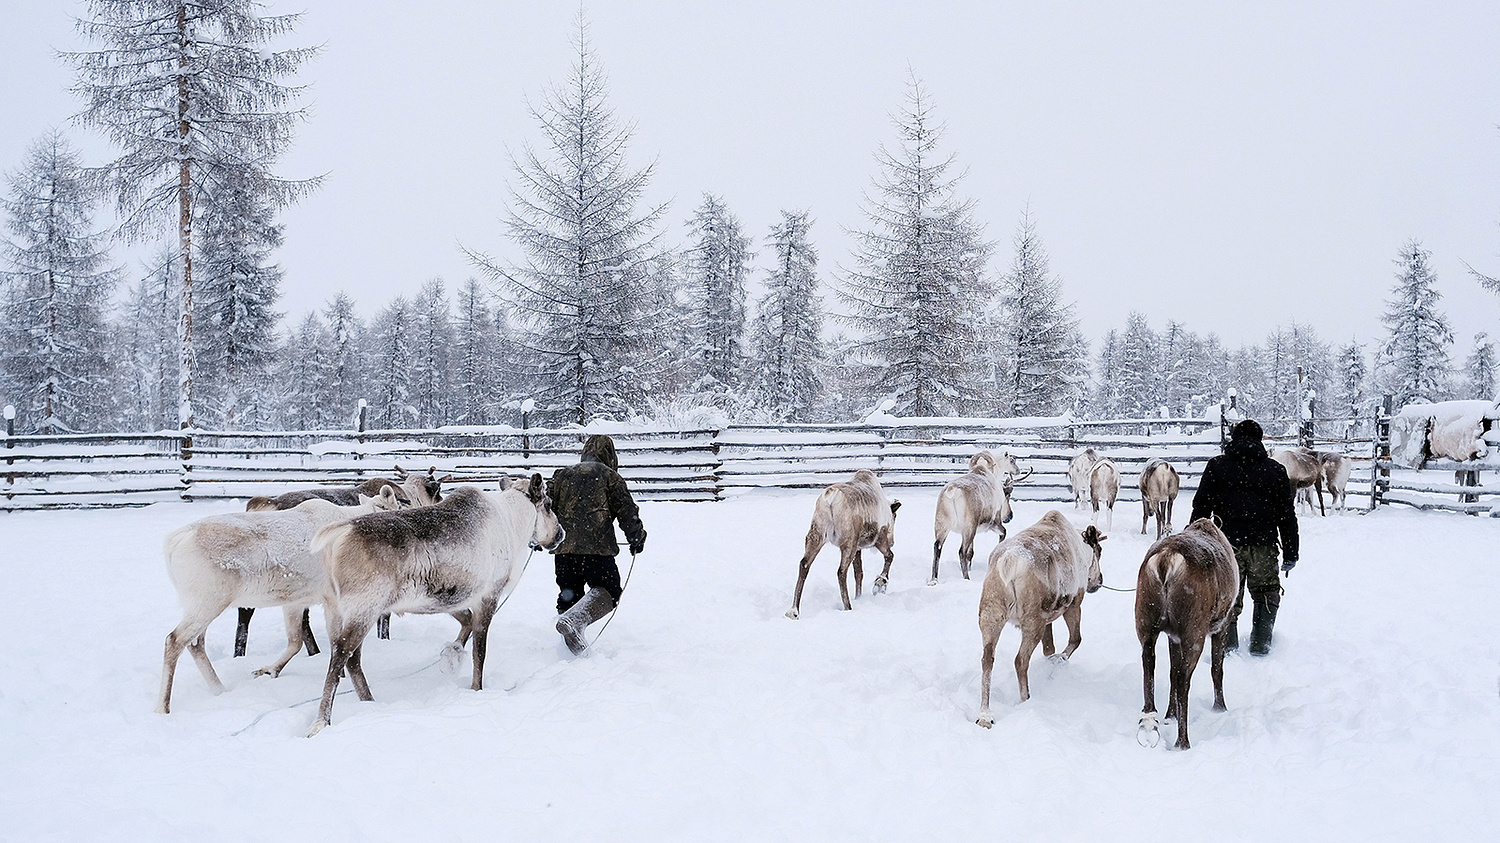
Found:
[1046,653,1069,665]
[926,578,937,587]
[252,665,280,678]
[440,641,464,675]
[784,608,799,620]
[872,575,888,594]
[977,715,994,729]
[1137,714,1161,748]
[307,718,329,738]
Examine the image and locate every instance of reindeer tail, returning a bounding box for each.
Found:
[310,522,356,599]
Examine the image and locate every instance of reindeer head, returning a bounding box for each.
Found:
[527,472,566,552]
[1080,525,1107,593]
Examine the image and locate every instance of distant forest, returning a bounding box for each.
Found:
[3,3,1494,434]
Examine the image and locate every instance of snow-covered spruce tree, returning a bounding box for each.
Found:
[1114,312,1160,417]
[1334,341,1367,417]
[1258,323,1331,431]
[194,171,283,428]
[319,293,365,427]
[366,296,414,430]
[1227,343,1269,418]
[1462,333,1495,401]
[683,193,751,399]
[0,131,119,432]
[111,249,180,430]
[409,278,455,428]
[837,73,994,418]
[66,0,317,428]
[1157,320,1191,417]
[269,311,327,429]
[468,19,667,424]
[1089,328,1123,418]
[992,211,1086,416]
[1376,241,1453,406]
[454,277,501,425]
[747,210,824,421]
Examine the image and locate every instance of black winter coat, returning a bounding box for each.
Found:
[549,455,646,557]
[1189,436,1300,561]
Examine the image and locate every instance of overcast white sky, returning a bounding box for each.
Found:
[4,1,1499,354]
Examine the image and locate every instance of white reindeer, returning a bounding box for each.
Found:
[1089,458,1120,530]
[155,488,403,714]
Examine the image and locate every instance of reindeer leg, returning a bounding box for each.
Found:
[1165,638,1185,722]
[852,548,865,599]
[1210,627,1228,712]
[253,606,306,679]
[836,546,855,610]
[873,539,895,594]
[345,644,374,702]
[786,528,823,619]
[377,613,391,639]
[300,608,320,656]
[1041,621,1057,658]
[469,595,500,691]
[1142,499,1150,535]
[185,631,224,697]
[1014,623,1044,703]
[1138,630,1162,748]
[959,528,976,580]
[1053,600,1084,662]
[158,612,219,714]
[930,536,944,586]
[234,607,254,657]
[977,608,1006,728]
[1175,637,1204,750]
[310,620,371,736]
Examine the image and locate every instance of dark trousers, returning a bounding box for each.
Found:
[554,553,623,613]
[1230,544,1282,620]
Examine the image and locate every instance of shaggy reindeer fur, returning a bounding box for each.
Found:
[1320,452,1352,512]
[1272,447,1326,516]
[785,470,901,619]
[307,480,563,735]
[1089,458,1120,530]
[1135,517,1239,750]
[155,487,403,714]
[1068,448,1101,509]
[976,511,1106,726]
[1138,458,1180,539]
[930,451,1020,585]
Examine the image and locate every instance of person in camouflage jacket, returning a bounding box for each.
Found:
[549,434,647,654]
[1189,418,1299,655]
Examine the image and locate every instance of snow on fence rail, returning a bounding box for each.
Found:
[1,413,1385,512]
[1366,397,1500,517]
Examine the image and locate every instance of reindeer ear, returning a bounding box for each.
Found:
[439,474,454,483]
[528,473,545,502]
[427,465,438,478]
[394,464,408,479]
[890,500,902,515]
[498,474,513,491]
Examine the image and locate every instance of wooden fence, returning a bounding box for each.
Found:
[1367,397,1500,516]
[1,411,1390,512]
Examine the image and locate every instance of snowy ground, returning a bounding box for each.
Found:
[2,490,1497,841]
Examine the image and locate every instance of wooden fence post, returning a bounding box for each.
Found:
[521,398,534,464]
[355,399,367,476]
[4,405,14,506]
[1368,394,1392,511]
[179,421,194,502]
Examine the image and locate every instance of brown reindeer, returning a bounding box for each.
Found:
[785,470,901,619]
[1272,447,1325,515]
[931,451,1030,585]
[1135,517,1239,750]
[1138,458,1180,539]
[976,511,1105,726]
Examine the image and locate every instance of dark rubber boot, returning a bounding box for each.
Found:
[1249,592,1280,656]
[556,587,616,655]
[1225,618,1240,652]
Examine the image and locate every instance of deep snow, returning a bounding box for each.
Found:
[2,490,1497,841]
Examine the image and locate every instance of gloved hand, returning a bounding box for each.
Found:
[1281,557,1296,575]
[629,538,645,556]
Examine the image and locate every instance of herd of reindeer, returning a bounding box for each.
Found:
[152,443,1351,745]
[783,443,1352,749]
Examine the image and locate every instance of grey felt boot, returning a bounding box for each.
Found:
[556,587,616,655]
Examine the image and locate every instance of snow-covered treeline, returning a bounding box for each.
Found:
[2,11,1495,434]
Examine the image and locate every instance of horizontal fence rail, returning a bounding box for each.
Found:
[0,413,1407,513]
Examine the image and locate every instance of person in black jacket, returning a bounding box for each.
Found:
[1189,419,1299,655]
[549,434,647,654]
